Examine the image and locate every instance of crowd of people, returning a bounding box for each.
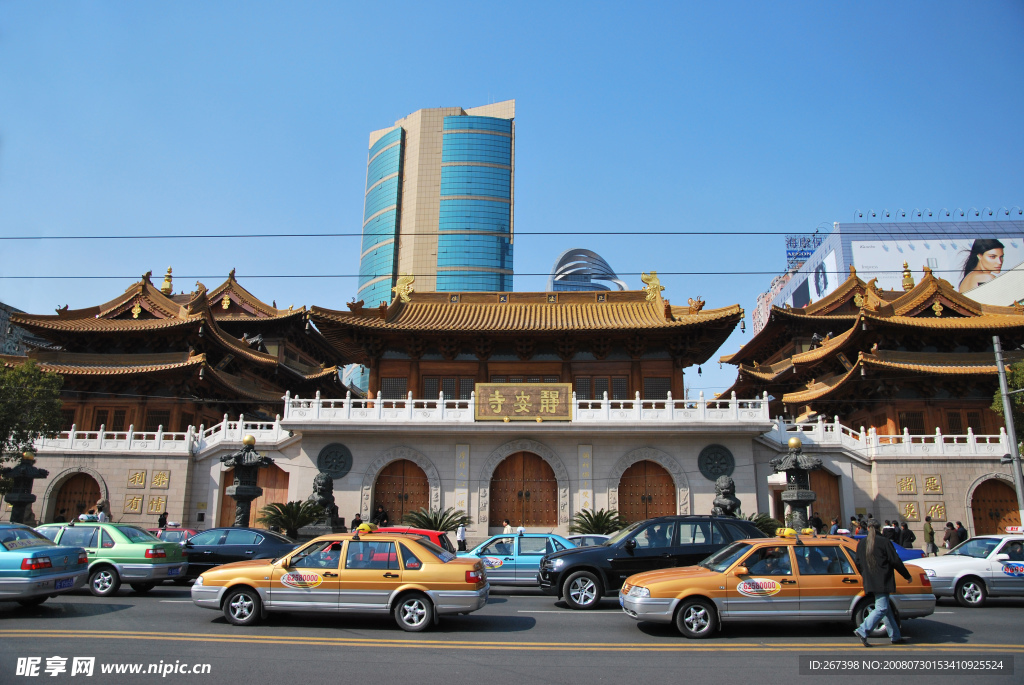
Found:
[810,511,971,556]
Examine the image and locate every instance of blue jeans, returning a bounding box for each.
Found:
[856,593,901,641]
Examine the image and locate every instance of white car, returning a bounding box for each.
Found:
[912,535,1024,607]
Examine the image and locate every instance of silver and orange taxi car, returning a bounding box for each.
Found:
[191,528,488,631]
[620,529,935,638]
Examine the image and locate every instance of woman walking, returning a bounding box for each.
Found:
[854,520,913,646]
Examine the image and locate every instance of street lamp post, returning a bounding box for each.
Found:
[992,336,1024,525]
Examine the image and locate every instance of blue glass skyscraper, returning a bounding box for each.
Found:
[356,101,515,306]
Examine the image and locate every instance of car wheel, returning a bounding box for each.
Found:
[130,583,156,594]
[955,577,987,608]
[89,566,121,597]
[222,587,262,626]
[853,599,901,638]
[17,596,47,607]
[675,598,718,638]
[394,593,432,632]
[563,571,603,610]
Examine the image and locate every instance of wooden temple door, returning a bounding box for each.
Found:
[219,464,290,528]
[617,461,676,524]
[489,452,557,527]
[808,469,841,524]
[373,459,429,523]
[972,479,1021,535]
[52,473,101,522]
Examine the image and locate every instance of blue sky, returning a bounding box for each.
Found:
[1,1,1022,394]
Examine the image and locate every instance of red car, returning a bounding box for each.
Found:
[375,526,456,554]
[147,528,198,544]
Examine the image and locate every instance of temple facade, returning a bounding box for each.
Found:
[3,270,1021,542]
[3,269,347,525]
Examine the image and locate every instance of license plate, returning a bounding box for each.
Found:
[167,567,180,576]
[55,578,74,591]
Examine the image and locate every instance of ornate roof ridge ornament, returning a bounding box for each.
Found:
[160,267,173,295]
[641,271,665,302]
[902,261,916,291]
[392,274,415,303]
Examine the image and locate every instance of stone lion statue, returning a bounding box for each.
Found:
[711,475,741,518]
[307,471,339,523]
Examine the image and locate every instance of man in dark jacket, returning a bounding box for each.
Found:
[371,504,389,527]
[898,522,916,549]
[854,521,912,646]
[955,521,969,544]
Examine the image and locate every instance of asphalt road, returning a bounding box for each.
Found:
[0,585,1020,685]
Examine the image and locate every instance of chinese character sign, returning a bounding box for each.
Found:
[147,496,167,514]
[127,470,146,488]
[151,471,170,489]
[923,475,942,494]
[123,495,144,514]
[926,501,946,521]
[896,475,917,495]
[902,501,921,521]
[474,384,572,421]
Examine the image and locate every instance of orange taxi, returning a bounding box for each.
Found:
[191,528,488,631]
[619,529,935,638]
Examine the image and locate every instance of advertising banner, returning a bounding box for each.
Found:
[851,237,1024,294]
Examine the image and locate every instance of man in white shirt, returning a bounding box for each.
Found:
[456,523,467,552]
[96,504,109,522]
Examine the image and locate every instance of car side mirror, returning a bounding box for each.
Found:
[181,540,192,548]
[624,538,636,552]
[734,565,749,575]
[995,553,1010,561]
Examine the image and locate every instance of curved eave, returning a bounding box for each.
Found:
[720,307,857,365]
[207,275,298,318]
[1,352,206,376]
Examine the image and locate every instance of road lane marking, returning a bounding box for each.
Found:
[0,631,1020,653]
[517,610,622,613]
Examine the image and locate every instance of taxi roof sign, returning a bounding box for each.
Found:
[1006,526,1023,534]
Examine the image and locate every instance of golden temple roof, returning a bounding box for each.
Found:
[312,290,742,333]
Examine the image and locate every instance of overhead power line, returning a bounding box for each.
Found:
[0,269,973,280]
[1,226,1021,241]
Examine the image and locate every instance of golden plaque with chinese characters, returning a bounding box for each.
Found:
[474,383,572,421]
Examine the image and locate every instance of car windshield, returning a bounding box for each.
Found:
[0,527,54,550]
[605,521,645,546]
[949,538,1000,559]
[118,526,159,543]
[699,542,752,572]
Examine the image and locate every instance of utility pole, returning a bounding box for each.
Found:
[993,335,1024,526]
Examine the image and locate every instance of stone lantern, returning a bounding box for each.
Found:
[2,451,49,525]
[220,435,274,527]
[769,437,822,530]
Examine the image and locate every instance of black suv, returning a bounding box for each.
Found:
[538,515,766,609]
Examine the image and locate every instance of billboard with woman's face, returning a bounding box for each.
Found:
[850,238,1024,294]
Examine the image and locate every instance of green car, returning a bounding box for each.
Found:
[36,523,187,597]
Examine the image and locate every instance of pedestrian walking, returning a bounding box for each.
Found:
[96,503,109,522]
[942,522,956,551]
[898,522,916,549]
[955,521,969,544]
[853,520,912,647]
[502,519,513,535]
[922,516,937,556]
[829,518,839,535]
[456,523,467,552]
[157,511,168,529]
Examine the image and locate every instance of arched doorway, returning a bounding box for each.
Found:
[809,469,841,524]
[219,463,290,528]
[489,452,557,527]
[617,460,676,523]
[971,478,1021,535]
[52,473,101,522]
[373,459,429,523]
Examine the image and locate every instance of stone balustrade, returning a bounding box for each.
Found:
[32,397,1010,462]
[761,415,1010,459]
[280,390,773,425]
